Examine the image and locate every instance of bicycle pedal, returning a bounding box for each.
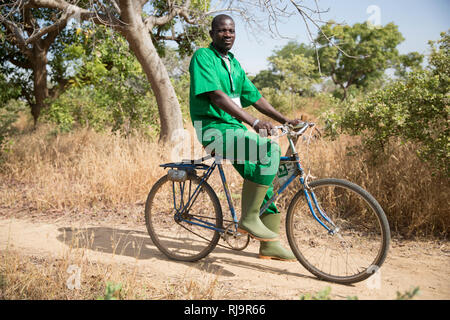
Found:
[236,228,278,242]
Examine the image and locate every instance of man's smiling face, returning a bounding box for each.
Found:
[210,18,236,55]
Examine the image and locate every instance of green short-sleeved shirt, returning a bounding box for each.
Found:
[188,44,280,192]
[189,44,262,131]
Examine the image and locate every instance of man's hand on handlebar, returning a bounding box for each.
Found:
[253,120,275,137]
[253,115,309,137]
[286,115,307,128]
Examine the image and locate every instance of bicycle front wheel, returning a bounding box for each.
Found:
[286,178,390,284]
[145,174,222,262]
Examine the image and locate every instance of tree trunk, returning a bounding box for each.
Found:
[340,83,348,101]
[30,48,49,125]
[119,2,184,144]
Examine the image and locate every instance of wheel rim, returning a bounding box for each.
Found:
[288,181,388,283]
[146,176,220,261]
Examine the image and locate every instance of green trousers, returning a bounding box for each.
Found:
[198,122,281,215]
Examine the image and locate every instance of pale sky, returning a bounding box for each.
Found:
[228,0,450,75]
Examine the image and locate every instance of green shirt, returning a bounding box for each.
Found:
[189,44,262,131]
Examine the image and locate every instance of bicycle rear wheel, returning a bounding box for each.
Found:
[286,178,390,284]
[145,174,222,262]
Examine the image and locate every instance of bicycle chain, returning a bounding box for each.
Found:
[175,217,239,250]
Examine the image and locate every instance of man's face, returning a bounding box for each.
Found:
[210,18,235,54]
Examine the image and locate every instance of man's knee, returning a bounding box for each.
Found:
[270,140,281,157]
[260,138,281,164]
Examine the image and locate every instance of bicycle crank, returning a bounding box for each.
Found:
[223,223,250,251]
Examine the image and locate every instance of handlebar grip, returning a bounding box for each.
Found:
[290,121,307,130]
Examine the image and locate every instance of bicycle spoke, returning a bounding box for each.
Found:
[145,175,222,262]
[287,179,389,284]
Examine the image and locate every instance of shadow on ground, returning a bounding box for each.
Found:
[56,226,313,280]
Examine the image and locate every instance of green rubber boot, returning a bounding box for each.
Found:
[258,213,296,261]
[238,180,279,242]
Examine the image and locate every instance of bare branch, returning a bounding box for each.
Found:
[290,0,322,74]
[144,0,200,32]
[28,0,126,31]
[0,12,32,56]
[24,10,71,46]
[289,0,359,60]
[110,0,121,14]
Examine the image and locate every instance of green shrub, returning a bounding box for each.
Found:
[324,31,449,176]
[0,100,26,155]
[97,282,123,300]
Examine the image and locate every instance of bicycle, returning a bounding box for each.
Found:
[144,122,390,284]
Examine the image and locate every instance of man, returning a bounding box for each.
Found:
[189,14,300,261]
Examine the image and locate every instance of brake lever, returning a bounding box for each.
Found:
[286,121,307,130]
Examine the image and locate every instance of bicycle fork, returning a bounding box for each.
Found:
[301,177,339,235]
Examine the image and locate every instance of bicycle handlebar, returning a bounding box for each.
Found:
[274,121,315,137]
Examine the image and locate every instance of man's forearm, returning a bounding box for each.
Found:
[253,97,289,124]
[206,90,258,126]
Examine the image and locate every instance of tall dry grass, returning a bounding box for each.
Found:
[0,124,168,212]
[0,114,448,238]
[293,136,449,238]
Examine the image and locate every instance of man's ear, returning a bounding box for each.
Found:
[209,30,213,38]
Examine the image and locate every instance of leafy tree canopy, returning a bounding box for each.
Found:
[316,21,405,99]
[44,25,158,137]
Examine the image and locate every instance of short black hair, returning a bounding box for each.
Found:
[211,14,234,30]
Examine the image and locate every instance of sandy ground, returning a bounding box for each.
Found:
[0,214,449,300]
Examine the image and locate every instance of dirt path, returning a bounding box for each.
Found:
[1,216,449,300]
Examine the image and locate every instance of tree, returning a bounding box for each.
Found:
[253,41,318,93]
[272,41,317,61]
[0,3,75,124]
[252,69,283,91]
[316,21,404,100]
[18,0,211,143]
[393,51,424,79]
[0,71,20,104]
[269,42,319,95]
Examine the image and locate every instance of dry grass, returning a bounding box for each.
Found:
[293,136,449,238]
[0,248,226,300]
[0,124,167,211]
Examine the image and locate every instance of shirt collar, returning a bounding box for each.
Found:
[209,43,235,60]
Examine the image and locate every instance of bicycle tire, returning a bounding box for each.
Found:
[145,174,223,262]
[286,178,390,284]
